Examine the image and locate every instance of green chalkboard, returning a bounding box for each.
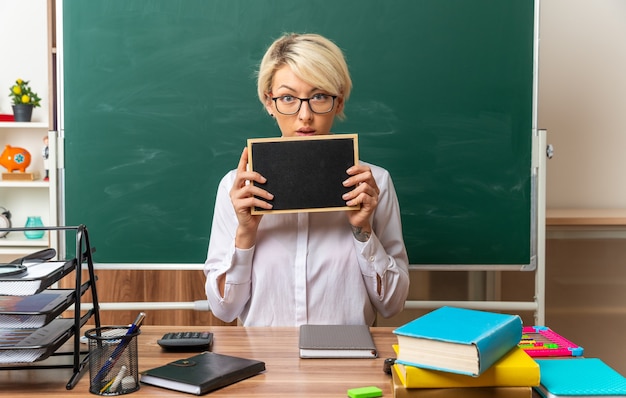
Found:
[62,0,536,266]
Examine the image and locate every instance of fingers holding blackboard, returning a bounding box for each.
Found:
[229,147,274,243]
[343,164,380,230]
[247,135,360,214]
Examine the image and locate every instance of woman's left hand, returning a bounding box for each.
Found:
[342,164,380,237]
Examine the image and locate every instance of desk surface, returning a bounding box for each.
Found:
[1,326,398,397]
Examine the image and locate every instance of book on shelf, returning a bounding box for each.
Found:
[299,324,377,358]
[390,363,532,398]
[534,358,626,398]
[140,351,266,395]
[392,344,539,388]
[0,260,75,296]
[393,306,522,376]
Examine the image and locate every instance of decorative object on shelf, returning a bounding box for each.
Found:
[0,207,11,238]
[8,79,41,122]
[42,136,49,181]
[0,145,36,181]
[24,216,45,239]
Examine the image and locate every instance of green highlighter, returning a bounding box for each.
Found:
[347,386,383,398]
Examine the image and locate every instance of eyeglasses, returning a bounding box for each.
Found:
[271,94,337,115]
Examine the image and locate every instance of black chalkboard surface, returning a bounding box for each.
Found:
[62,0,536,266]
[249,135,359,214]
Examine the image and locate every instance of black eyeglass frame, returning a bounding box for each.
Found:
[270,95,338,115]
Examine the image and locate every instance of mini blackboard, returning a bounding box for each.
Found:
[248,134,359,214]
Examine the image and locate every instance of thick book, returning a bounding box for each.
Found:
[534,358,626,398]
[390,364,532,398]
[140,351,266,395]
[392,345,539,388]
[299,324,377,358]
[393,306,523,376]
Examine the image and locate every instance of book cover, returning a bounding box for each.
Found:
[393,306,523,376]
[535,358,626,397]
[140,351,266,395]
[393,345,539,388]
[299,324,377,358]
[390,365,532,398]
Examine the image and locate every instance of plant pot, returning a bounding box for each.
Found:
[12,104,34,122]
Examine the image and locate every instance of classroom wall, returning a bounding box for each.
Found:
[0,0,50,122]
[536,0,626,375]
[539,0,626,208]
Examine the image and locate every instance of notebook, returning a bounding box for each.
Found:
[140,351,265,395]
[535,358,626,397]
[299,324,377,358]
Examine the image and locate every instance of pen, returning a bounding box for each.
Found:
[92,312,145,386]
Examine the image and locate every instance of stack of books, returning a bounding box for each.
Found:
[390,306,539,397]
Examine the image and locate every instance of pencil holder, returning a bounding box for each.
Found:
[85,326,141,395]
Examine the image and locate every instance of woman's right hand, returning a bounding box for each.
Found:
[229,147,273,249]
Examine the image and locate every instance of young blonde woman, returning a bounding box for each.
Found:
[204,33,409,326]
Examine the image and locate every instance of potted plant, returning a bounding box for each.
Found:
[8,78,41,122]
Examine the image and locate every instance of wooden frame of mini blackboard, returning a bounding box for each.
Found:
[247,134,360,214]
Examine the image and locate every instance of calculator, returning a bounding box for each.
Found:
[157,331,214,352]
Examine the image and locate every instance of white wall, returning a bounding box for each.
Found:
[539,0,626,209]
[0,0,49,123]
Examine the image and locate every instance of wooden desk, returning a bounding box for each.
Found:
[1,326,397,397]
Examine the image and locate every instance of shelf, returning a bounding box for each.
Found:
[0,122,49,129]
[0,234,48,248]
[546,208,626,227]
[0,180,49,188]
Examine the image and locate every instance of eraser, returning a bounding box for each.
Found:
[121,375,136,390]
[347,386,383,398]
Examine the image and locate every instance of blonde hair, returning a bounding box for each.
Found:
[257,33,352,120]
